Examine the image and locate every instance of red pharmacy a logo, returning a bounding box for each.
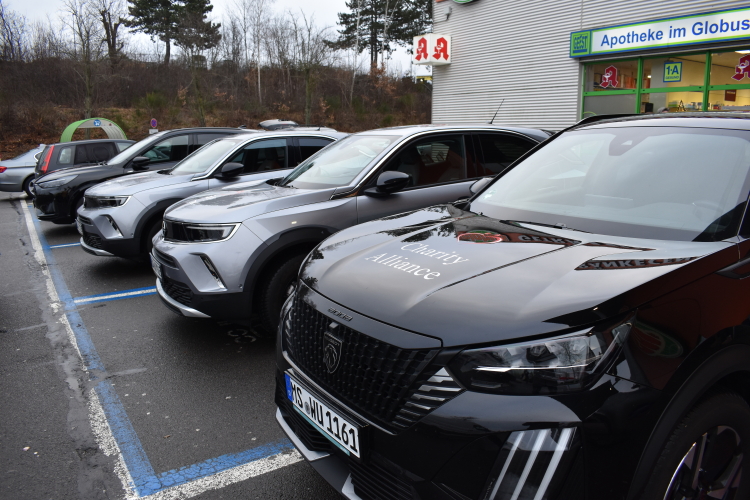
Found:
[601,65,619,88]
[415,37,429,61]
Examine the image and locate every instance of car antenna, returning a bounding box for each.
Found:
[489,99,505,125]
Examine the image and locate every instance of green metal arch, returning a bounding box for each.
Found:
[60,118,127,142]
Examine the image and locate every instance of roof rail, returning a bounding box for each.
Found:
[573,113,638,127]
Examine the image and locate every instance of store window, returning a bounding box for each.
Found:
[582,49,750,117]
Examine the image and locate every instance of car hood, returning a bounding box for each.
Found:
[164,182,335,224]
[37,163,114,182]
[86,171,192,196]
[300,205,735,347]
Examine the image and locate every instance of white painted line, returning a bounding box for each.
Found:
[74,288,156,304]
[49,242,81,249]
[20,201,84,360]
[140,451,303,500]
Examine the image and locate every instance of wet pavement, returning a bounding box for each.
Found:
[0,192,339,499]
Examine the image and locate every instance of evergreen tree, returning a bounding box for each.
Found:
[126,0,217,64]
[332,0,431,70]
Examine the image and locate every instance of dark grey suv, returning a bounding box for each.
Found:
[150,124,550,332]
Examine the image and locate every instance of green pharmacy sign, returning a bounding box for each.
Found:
[570,6,750,57]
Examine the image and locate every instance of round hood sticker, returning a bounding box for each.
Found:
[457,230,508,243]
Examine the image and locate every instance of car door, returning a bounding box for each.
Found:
[139,133,190,170]
[208,137,294,188]
[356,133,477,223]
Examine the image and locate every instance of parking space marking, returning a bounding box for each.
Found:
[49,242,81,249]
[73,286,157,305]
[21,201,301,499]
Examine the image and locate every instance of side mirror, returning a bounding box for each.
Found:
[364,171,411,197]
[470,176,493,194]
[217,162,244,179]
[131,156,150,171]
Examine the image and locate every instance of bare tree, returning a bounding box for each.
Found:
[96,0,126,67]
[0,0,27,61]
[248,0,273,107]
[289,12,332,124]
[62,0,103,124]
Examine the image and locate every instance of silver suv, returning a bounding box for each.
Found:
[76,129,344,259]
[150,125,550,331]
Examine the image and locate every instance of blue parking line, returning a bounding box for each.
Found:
[71,286,157,306]
[29,209,292,497]
[49,242,81,249]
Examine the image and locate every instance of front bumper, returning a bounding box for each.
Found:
[150,227,266,322]
[76,203,145,258]
[32,183,78,223]
[155,279,210,318]
[274,287,666,500]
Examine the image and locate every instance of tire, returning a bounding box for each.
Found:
[22,176,34,198]
[72,196,84,222]
[642,391,750,500]
[143,218,162,256]
[258,253,306,334]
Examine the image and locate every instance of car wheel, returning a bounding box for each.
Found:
[259,253,306,334]
[143,219,162,256]
[72,196,84,222]
[643,391,750,500]
[22,176,34,198]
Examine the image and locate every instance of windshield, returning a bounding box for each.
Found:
[470,127,750,241]
[169,138,244,175]
[106,131,167,165]
[280,135,398,189]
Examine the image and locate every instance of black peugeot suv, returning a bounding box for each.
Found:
[276,113,750,500]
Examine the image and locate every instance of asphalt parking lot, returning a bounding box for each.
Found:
[0,192,340,499]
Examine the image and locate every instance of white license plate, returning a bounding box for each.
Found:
[76,219,83,236]
[150,255,163,281]
[285,373,361,457]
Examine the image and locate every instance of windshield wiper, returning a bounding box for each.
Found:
[507,220,591,233]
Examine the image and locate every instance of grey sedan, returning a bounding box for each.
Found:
[0,145,45,196]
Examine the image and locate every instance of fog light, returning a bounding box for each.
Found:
[483,428,577,500]
[200,255,226,289]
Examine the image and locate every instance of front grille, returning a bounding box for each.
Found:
[276,379,332,453]
[83,232,102,249]
[154,248,177,268]
[351,459,416,500]
[162,276,192,306]
[78,215,92,225]
[285,294,457,429]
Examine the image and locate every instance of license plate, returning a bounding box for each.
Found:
[76,219,83,236]
[285,373,361,457]
[150,255,163,281]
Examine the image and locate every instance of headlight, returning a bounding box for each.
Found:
[37,175,77,188]
[163,220,240,243]
[449,320,632,395]
[84,196,130,208]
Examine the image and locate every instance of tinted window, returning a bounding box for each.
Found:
[299,137,333,163]
[88,143,113,162]
[143,135,189,163]
[57,146,74,165]
[74,145,89,164]
[115,142,131,152]
[382,135,466,187]
[473,134,536,176]
[472,127,750,241]
[227,138,288,174]
[191,133,230,153]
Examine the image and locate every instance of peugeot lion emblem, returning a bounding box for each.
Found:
[323,323,343,374]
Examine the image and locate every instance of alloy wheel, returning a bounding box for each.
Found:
[664,426,743,499]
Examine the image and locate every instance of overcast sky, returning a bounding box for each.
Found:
[7,0,424,74]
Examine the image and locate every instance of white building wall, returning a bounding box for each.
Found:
[431,0,750,130]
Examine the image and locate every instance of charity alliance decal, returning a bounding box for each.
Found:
[364,243,469,280]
